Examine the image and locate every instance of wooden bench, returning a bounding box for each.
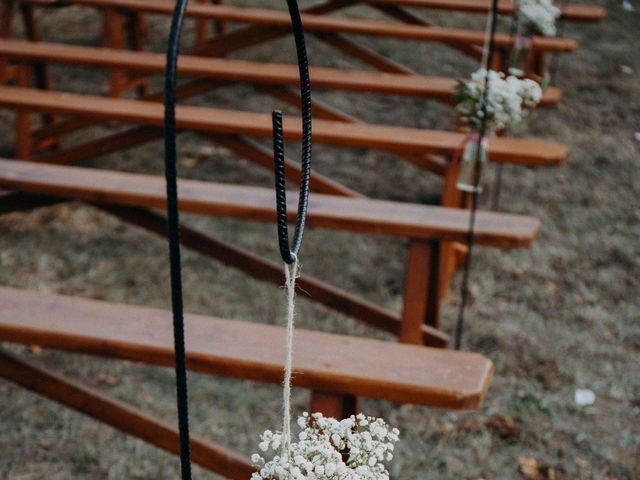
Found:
[0,285,493,477]
[363,0,607,21]
[0,39,564,106]
[0,158,541,346]
[52,0,576,53]
[1,0,579,97]
[9,0,607,21]
[0,85,568,173]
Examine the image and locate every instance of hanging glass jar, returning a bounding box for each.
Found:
[508,35,531,78]
[456,134,489,193]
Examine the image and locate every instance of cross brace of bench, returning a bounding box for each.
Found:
[0,348,255,479]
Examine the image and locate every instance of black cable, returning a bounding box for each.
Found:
[163,0,192,477]
[272,0,312,265]
[454,0,500,350]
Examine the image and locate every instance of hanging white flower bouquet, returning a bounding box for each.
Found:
[251,412,400,480]
[453,68,542,191]
[518,0,561,37]
[454,68,543,134]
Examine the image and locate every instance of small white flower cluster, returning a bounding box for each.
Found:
[251,412,400,480]
[518,0,561,36]
[455,69,543,133]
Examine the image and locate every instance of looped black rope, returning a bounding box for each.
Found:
[164,0,192,477]
[454,0,500,350]
[272,0,312,265]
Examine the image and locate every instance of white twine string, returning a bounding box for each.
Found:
[479,7,493,70]
[282,256,300,458]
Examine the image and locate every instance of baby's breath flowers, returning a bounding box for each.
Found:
[518,0,561,37]
[454,68,543,192]
[454,68,543,134]
[251,412,400,480]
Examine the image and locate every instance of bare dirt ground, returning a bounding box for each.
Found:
[0,0,638,478]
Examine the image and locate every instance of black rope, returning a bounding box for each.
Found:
[273,0,312,265]
[164,0,192,477]
[454,0,500,350]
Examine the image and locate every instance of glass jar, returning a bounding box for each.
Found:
[456,134,489,193]
[508,35,531,78]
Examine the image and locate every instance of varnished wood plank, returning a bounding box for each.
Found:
[0,286,494,409]
[15,0,606,20]
[362,0,607,20]
[0,159,541,247]
[0,40,562,105]
[0,86,568,165]
[24,0,578,51]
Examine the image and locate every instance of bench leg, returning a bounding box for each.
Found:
[128,11,150,96]
[103,10,149,97]
[438,157,467,300]
[195,0,228,49]
[15,65,33,159]
[19,4,50,91]
[531,50,547,79]
[0,348,254,479]
[103,9,128,97]
[18,5,62,153]
[310,391,359,419]
[399,240,442,344]
[0,0,15,83]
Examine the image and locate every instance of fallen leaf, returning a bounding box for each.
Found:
[575,458,589,468]
[545,282,560,294]
[518,457,559,479]
[485,415,519,440]
[97,372,119,386]
[518,457,540,479]
[197,145,218,159]
[179,157,198,168]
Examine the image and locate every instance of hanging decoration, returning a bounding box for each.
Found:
[251,412,400,479]
[251,0,400,477]
[452,0,499,350]
[509,0,561,77]
[518,0,561,36]
[454,69,543,192]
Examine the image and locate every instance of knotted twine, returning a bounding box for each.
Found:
[282,257,300,456]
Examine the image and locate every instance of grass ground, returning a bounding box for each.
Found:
[0,0,638,478]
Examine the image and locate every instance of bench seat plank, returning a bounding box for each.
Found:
[14,0,577,51]
[15,0,606,21]
[0,86,568,165]
[0,40,562,105]
[0,286,494,409]
[363,0,607,20]
[0,159,540,247]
